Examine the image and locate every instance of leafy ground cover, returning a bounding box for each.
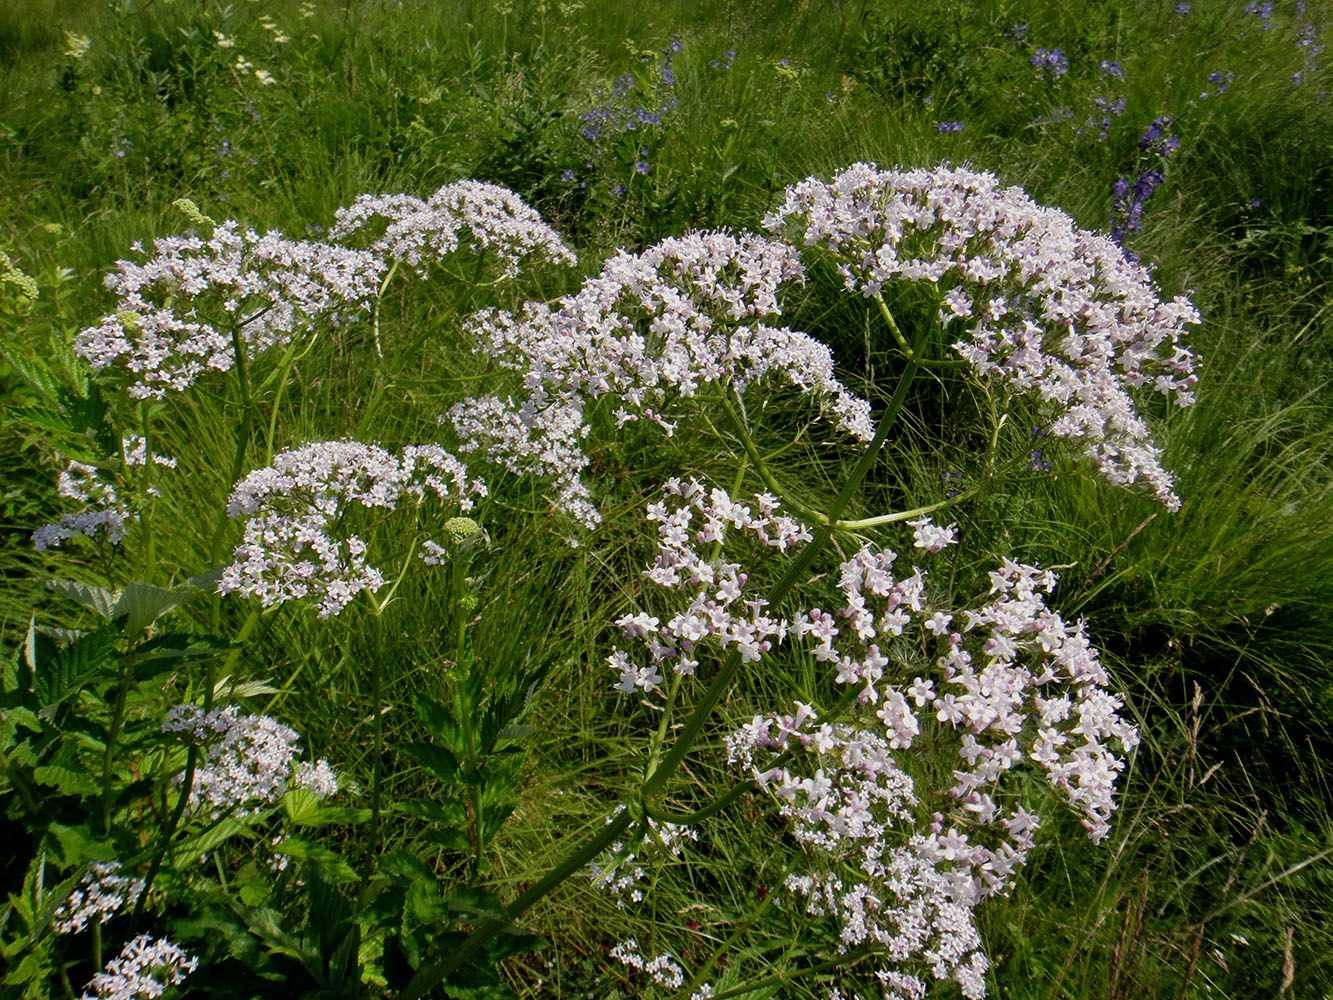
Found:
[2,1,1331,998]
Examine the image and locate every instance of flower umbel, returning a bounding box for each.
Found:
[765,163,1200,509]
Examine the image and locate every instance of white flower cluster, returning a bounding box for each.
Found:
[727,708,989,1000]
[74,223,385,399]
[451,231,872,528]
[608,482,1135,998]
[608,939,686,989]
[218,440,486,618]
[809,545,1139,845]
[32,436,177,551]
[161,703,338,816]
[329,179,577,277]
[765,163,1201,509]
[51,862,145,935]
[79,933,197,1000]
[588,809,698,907]
[606,478,812,694]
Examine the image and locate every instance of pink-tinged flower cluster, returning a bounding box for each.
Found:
[218,440,486,617]
[452,231,872,527]
[446,393,598,529]
[74,222,384,399]
[727,708,989,1000]
[32,435,177,551]
[51,862,145,935]
[79,933,197,1000]
[808,544,1139,845]
[589,809,698,907]
[161,703,338,816]
[606,478,811,694]
[608,939,686,990]
[765,163,1201,509]
[329,179,577,277]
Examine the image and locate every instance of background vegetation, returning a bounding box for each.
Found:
[2,0,1331,997]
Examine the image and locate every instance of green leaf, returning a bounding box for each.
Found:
[31,764,99,797]
[44,823,115,866]
[46,579,119,619]
[398,797,467,827]
[412,694,461,746]
[274,838,358,883]
[177,817,256,857]
[113,582,204,634]
[400,740,460,784]
[33,620,120,709]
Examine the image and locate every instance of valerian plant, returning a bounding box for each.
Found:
[5,163,1198,1000]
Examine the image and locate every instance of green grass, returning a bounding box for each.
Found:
[3,1,1333,998]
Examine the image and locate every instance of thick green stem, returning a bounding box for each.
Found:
[100,655,136,836]
[398,809,634,1000]
[136,402,157,581]
[400,320,929,1000]
[208,322,258,630]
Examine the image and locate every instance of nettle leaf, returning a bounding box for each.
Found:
[177,817,256,857]
[135,633,234,672]
[46,579,119,619]
[412,694,463,749]
[44,823,116,866]
[400,740,461,784]
[33,620,120,710]
[398,797,467,826]
[31,764,99,797]
[113,582,204,635]
[284,788,370,828]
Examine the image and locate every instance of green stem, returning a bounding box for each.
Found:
[642,670,684,785]
[641,324,927,802]
[136,402,157,581]
[208,321,258,630]
[447,545,485,882]
[401,323,929,1000]
[100,654,136,836]
[129,739,198,927]
[875,295,968,369]
[398,809,634,1000]
[718,388,827,525]
[832,485,981,531]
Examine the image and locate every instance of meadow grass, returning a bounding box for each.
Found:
[3,1,1332,997]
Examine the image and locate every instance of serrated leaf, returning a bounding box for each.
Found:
[187,566,224,593]
[398,798,468,827]
[44,823,115,866]
[46,579,120,619]
[34,620,119,709]
[212,674,278,700]
[422,827,472,852]
[378,850,436,884]
[113,582,203,634]
[400,740,460,783]
[32,764,99,796]
[24,617,56,675]
[445,887,506,921]
[412,694,461,745]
